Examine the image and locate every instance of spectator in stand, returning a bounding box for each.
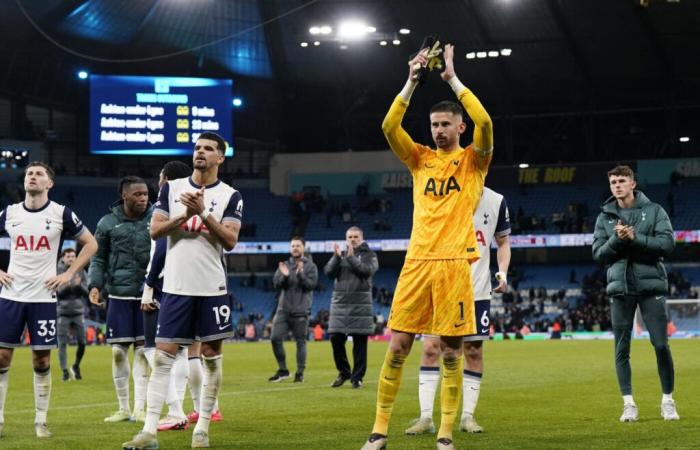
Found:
[551,321,562,339]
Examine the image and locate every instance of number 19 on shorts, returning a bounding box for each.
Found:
[212,305,231,331]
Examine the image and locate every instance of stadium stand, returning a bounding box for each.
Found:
[5,179,697,240]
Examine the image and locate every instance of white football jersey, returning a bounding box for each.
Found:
[154,177,243,296]
[471,187,510,301]
[0,201,85,303]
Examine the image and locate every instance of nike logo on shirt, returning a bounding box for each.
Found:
[218,324,231,331]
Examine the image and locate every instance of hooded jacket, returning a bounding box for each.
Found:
[88,201,152,298]
[272,256,318,317]
[592,191,674,296]
[324,242,378,335]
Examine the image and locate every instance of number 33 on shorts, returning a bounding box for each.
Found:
[36,319,56,337]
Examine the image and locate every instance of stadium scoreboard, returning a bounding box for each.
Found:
[89,75,233,156]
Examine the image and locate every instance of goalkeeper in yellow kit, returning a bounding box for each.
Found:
[361,44,493,450]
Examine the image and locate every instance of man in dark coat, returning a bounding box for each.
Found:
[56,248,88,382]
[269,237,318,383]
[325,226,379,389]
[592,165,678,423]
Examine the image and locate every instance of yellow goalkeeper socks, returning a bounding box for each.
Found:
[438,355,463,440]
[372,350,407,436]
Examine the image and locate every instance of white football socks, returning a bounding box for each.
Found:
[662,393,673,403]
[166,348,188,419]
[143,347,156,370]
[188,356,203,413]
[112,345,131,413]
[33,367,51,424]
[461,369,482,418]
[193,355,222,435]
[143,350,176,435]
[132,346,148,413]
[623,395,635,405]
[0,367,8,424]
[418,366,440,420]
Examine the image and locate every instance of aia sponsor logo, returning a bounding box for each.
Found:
[15,235,51,251]
[424,176,461,196]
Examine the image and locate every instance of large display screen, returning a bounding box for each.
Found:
[89,75,233,156]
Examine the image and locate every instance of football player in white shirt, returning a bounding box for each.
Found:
[405,187,511,436]
[123,132,242,450]
[140,161,193,432]
[0,162,97,439]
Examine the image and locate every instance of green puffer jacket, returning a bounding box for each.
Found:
[87,201,152,298]
[592,191,674,297]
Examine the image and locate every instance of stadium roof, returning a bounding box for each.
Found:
[2,0,699,161]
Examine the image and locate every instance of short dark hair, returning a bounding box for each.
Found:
[118,175,147,195]
[429,101,464,120]
[25,161,55,180]
[197,132,227,154]
[60,248,76,258]
[607,165,635,180]
[161,161,191,180]
[291,235,306,246]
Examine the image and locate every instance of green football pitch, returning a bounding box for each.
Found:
[1,339,699,449]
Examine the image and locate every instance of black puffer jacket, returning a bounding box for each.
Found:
[324,242,379,335]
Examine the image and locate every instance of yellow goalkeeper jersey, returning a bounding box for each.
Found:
[382,92,492,261]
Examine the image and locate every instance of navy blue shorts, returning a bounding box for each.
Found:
[0,297,58,350]
[143,308,159,348]
[156,293,233,345]
[463,300,491,342]
[106,298,144,344]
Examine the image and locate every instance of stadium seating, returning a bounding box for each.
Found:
[50,185,117,231]
[38,180,700,240]
[228,267,400,320]
[227,263,699,333]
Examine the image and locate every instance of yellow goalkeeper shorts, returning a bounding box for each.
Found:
[387,259,476,336]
